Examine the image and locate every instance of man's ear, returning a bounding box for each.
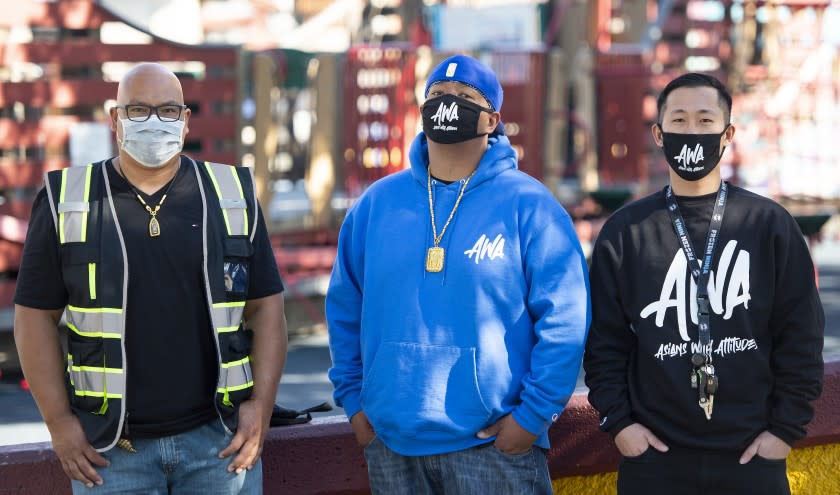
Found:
[486,111,501,134]
[109,106,118,131]
[651,123,664,148]
[722,123,736,147]
[183,107,191,135]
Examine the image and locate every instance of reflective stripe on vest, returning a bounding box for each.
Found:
[217,356,254,407]
[210,301,253,395]
[58,166,93,243]
[218,356,254,393]
[68,354,125,399]
[204,162,249,236]
[65,305,124,339]
[211,301,245,334]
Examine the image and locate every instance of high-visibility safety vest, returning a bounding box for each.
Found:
[44,157,259,451]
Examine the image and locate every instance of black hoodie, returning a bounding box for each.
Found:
[584,184,824,450]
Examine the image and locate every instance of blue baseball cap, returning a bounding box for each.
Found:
[424,54,504,112]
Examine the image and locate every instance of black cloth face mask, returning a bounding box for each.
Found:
[422,94,495,144]
[659,125,729,181]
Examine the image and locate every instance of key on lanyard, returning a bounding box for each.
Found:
[698,373,715,420]
[690,353,706,389]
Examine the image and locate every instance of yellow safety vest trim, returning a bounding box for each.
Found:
[204,163,233,235]
[58,166,93,244]
[68,305,122,314]
[203,162,249,236]
[81,165,92,242]
[228,165,249,234]
[217,382,254,394]
[212,301,246,309]
[88,263,96,300]
[58,168,68,243]
[70,365,123,374]
[73,390,124,399]
[66,321,121,339]
[68,356,124,400]
[221,356,250,368]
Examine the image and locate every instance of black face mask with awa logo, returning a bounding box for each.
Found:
[422,94,495,144]
[659,125,730,181]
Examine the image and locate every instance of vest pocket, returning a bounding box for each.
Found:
[67,336,107,414]
[223,237,252,300]
[220,328,254,408]
[218,356,254,408]
[59,243,98,306]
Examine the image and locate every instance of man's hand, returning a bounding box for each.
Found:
[219,399,271,474]
[48,414,109,488]
[222,292,286,474]
[739,430,791,464]
[614,423,669,457]
[350,411,376,447]
[476,414,537,455]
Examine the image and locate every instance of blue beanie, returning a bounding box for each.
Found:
[424,54,503,112]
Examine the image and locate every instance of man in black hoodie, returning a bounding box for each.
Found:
[584,73,824,495]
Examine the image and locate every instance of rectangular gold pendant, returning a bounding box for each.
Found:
[426,247,444,272]
[149,217,161,237]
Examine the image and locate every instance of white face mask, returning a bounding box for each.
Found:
[118,116,185,168]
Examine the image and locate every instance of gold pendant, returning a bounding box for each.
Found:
[426,247,444,272]
[149,216,161,237]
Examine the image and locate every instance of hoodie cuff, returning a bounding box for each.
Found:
[606,416,635,439]
[767,424,801,448]
[339,394,362,422]
[511,403,551,437]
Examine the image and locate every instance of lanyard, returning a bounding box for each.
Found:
[664,181,728,360]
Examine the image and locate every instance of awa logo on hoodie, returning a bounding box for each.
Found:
[464,233,506,264]
[640,239,751,341]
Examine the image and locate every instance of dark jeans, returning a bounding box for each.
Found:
[364,437,552,495]
[618,447,790,495]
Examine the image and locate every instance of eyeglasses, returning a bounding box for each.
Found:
[116,104,187,122]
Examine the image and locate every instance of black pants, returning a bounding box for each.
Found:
[617,447,790,495]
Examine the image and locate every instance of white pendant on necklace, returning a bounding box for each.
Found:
[426,247,444,272]
[149,216,161,237]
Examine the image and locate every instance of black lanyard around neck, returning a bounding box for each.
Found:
[664,182,728,358]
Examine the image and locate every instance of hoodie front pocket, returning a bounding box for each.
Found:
[361,342,492,440]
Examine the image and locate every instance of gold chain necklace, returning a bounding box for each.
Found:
[425,169,475,272]
[120,167,179,238]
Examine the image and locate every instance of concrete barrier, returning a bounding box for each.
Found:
[2,359,838,494]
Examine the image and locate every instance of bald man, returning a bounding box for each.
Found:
[14,63,287,494]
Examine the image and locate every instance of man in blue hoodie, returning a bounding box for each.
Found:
[326,54,590,494]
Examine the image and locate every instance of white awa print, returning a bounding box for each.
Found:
[431,101,459,130]
[675,143,705,172]
[464,233,505,264]
[653,337,758,361]
[640,240,751,342]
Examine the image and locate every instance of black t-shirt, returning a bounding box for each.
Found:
[584,184,824,450]
[15,156,284,438]
[674,191,719,252]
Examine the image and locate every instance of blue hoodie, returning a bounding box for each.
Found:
[326,133,590,456]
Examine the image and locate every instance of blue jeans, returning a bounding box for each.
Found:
[71,420,262,495]
[364,437,552,495]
